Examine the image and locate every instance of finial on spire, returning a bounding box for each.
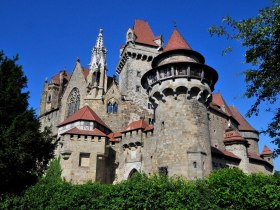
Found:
[76,57,80,63]
[173,21,177,29]
[89,28,107,70]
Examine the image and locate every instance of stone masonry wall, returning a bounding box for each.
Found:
[60,134,108,184]
[119,43,160,112]
[152,84,212,179]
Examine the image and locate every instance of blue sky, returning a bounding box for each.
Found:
[1,0,279,170]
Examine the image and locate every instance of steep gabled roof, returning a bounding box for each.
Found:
[164,28,192,52]
[51,71,70,85]
[228,106,257,132]
[261,145,273,155]
[62,127,107,137]
[121,119,151,133]
[58,106,110,130]
[134,20,158,47]
[212,92,233,117]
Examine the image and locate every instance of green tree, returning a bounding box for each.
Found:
[0,51,56,193]
[209,0,280,155]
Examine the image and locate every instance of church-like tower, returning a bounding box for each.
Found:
[141,28,218,179]
[87,29,108,99]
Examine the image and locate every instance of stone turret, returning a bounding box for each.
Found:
[261,145,273,165]
[141,28,218,179]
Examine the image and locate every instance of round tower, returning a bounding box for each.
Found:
[141,28,218,179]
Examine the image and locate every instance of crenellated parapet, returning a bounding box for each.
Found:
[117,51,154,74]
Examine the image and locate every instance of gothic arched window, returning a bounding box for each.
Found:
[107,102,113,113]
[113,102,118,113]
[67,88,80,117]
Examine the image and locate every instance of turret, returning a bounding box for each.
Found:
[261,145,273,165]
[223,128,250,173]
[141,27,218,179]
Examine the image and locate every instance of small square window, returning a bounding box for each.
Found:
[136,86,140,92]
[137,71,141,77]
[79,153,90,167]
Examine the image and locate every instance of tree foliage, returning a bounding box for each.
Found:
[0,51,56,193]
[209,0,280,155]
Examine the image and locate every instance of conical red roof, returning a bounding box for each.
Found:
[164,28,192,52]
[58,106,110,130]
[261,145,273,155]
[134,20,158,46]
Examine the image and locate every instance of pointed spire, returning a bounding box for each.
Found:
[261,145,273,155]
[89,28,107,70]
[164,28,192,52]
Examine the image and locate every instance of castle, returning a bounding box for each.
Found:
[39,20,274,183]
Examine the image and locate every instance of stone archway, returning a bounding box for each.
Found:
[128,168,139,178]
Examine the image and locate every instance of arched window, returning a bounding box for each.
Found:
[107,102,113,113]
[113,102,118,113]
[93,71,100,86]
[67,88,80,117]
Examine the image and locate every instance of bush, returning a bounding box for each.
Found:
[1,167,279,209]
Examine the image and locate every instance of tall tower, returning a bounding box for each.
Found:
[87,29,108,99]
[141,28,218,179]
[117,20,163,111]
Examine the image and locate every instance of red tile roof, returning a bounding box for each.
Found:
[224,130,246,143]
[63,127,107,137]
[248,152,265,161]
[211,147,241,160]
[83,68,90,79]
[211,92,233,117]
[249,152,273,167]
[134,20,158,47]
[164,28,192,52]
[144,124,154,132]
[108,132,122,142]
[51,71,70,85]
[58,106,110,130]
[228,106,257,132]
[261,145,273,155]
[121,119,151,133]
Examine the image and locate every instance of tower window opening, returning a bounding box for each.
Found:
[137,71,141,77]
[161,121,165,130]
[193,161,197,168]
[107,102,113,113]
[113,102,118,113]
[48,95,51,102]
[136,85,140,92]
